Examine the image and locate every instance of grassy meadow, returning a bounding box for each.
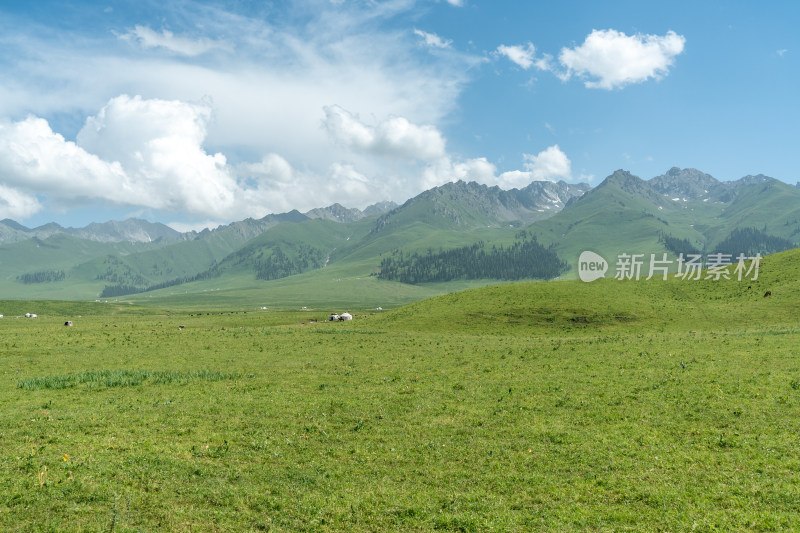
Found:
[2,249,800,531]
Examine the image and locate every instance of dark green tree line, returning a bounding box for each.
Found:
[714,227,794,256]
[658,232,701,255]
[17,270,66,284]
[378,235,566,284]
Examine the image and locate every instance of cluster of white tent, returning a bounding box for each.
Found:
[328,312,353,321]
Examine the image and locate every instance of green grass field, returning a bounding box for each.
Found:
[2,249,799,531]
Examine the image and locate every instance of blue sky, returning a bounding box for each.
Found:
[0,0,797,230]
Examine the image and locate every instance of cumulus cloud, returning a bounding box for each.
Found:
[234,154,377,215]
[421,156,497,190]
[445,0,464,5]
[523,145,572,181]
[414,29,452,49]
[0,88,584,225]
[119,25,231,56]
[490,145,573,188]
[495,170,533,189]
[0,184,42,219]
[77,95,239,215]
[0,116,127,201]
[323,105,447,161]
[422,145,578,190]
[0,96,250,219]
[1,94,459,223]
[559,29,685,89]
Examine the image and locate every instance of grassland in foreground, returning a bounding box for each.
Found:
[1,248,800,531]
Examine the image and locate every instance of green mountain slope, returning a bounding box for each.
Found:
[533,170,702,269]
[711,178,800,243]
[372,179,588,234]
[534,170,800,278]
[0,235,169,299]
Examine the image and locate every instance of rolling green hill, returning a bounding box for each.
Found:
[381,245,798,334]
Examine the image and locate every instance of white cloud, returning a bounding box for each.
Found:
[0,96,250,219]
[559,29,685,89]
[414,29,452,49]
[419,156,492,190]
[497,43,534,69]
[0,3,521,224]
[232,154,301,214]
[445,0,464,6]
[777,49,788,57]
[0,2,475,172]
[496,43,553,71]
[326,162,371,198]
[424,156,497,188]
[496,170,533,189]
[523,145,572,181]
[77,95,239,215]
[0,116,127,201]
[1,94,465,223]
[235,154,376,214]
[323,105,447,161]
[166,219,225,233]
[0,184,42,219]
[421,145,578,190]
[119,25,232,56]
[0,1,487,223]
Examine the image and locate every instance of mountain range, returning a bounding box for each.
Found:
[1,168,798,306]
[0,201,401,245]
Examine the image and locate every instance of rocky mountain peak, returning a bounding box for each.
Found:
[363,201,398,216]
[304,203,365,223]
[649,167,720,200]
[734,174,773,186]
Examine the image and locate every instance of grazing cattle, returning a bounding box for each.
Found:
[64,321,73,327]
[764,290,772,297]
